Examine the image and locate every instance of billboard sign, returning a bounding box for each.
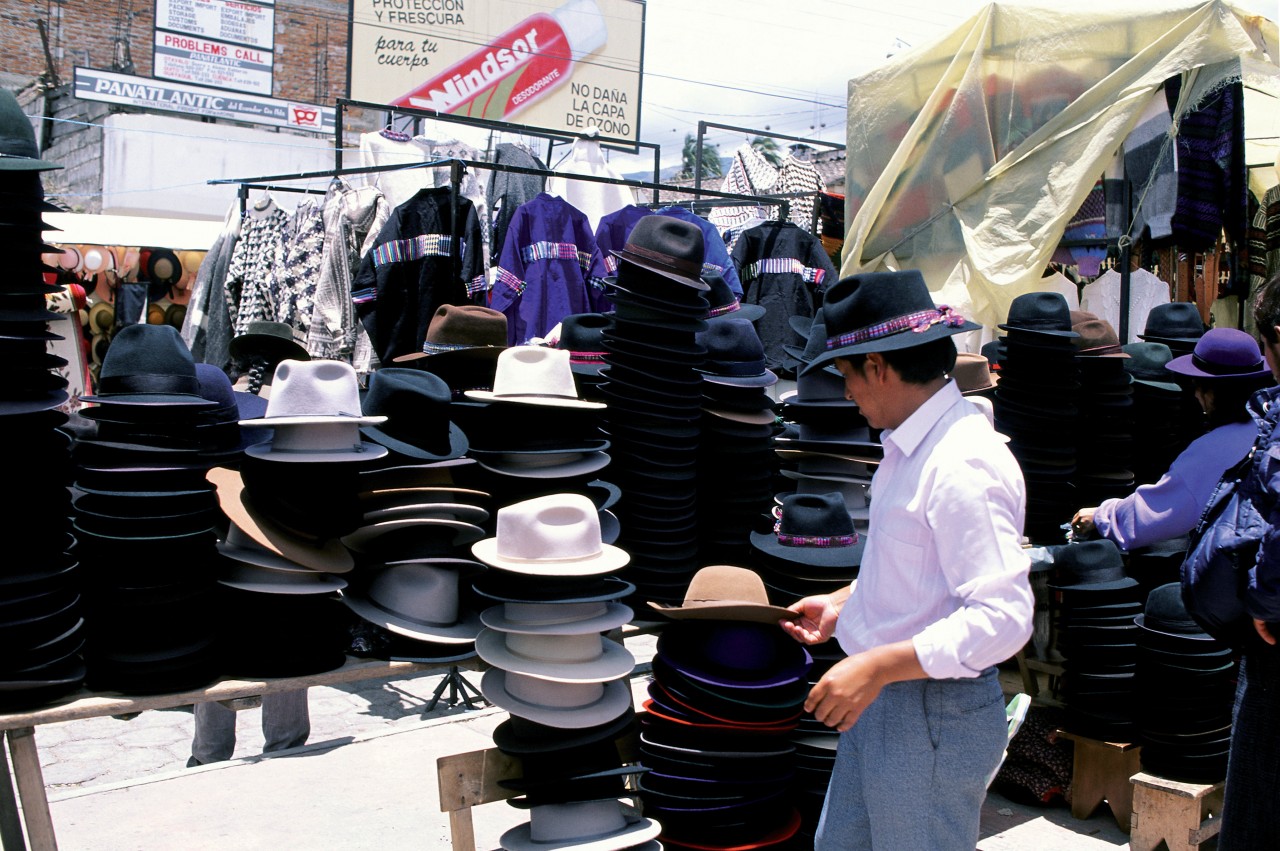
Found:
[75,67,334,133]
[348,0,645,141]
[154,0,275,95]
[156,0,276,49]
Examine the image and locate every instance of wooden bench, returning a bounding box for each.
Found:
[1129,771,1224,851]
[0,657,452,851]
[1055,730,1142,832]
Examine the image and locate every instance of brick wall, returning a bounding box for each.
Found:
[0,0,350,104]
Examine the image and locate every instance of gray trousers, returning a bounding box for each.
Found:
[190,688,311,764]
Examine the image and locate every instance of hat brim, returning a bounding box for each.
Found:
[708,303,766,323]
[341,592,482,643]
[802,319,980,374]
[475,628,634,682]
[392,344,505,363]
[463,390,604,410]
[0,156,62,172]
[228,333,309,364]
[361,502,489,526]
[474,451,611,480]
[471,538,629,576]
[611,250,709,291]
[359,421,469,462]
[218,567,348,595]
[244,440,389,463]
[1164,354,1271,380]
[341,518,485,552]
[481,669,634,730]
[499,813,660,851]
[647,601,799,625]
[749,531,866,569]
[699,368,778,389]
[480,601,633,635]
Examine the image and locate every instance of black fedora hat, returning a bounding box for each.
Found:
[704,273,765,323]
[696,318,777,388]
[228,320,309,365]
[80,324,214,407]
[1047,540,1136,591]
[556,312,612,376]
[359,368,468,461]
[803,270,979,373]
[1139,302,1207,348]
[999,292,1079,338]
[146,248,183,287]
[749,492,864,569]
[1136,582,1221,642]
[0,90,60,172]
[612,215,709,291]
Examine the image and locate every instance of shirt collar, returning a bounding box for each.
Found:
[883,380,964,458]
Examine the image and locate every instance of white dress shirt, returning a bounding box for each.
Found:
[834,381,1034,680]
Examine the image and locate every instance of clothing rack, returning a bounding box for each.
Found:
[334,98,664,191]
[640,196,793,222]
[234,183,328,216]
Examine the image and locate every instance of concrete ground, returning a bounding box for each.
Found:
[9,633,1136,850]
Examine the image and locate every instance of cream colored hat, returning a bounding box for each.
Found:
[465,346,604,409]
[471,494,629,576]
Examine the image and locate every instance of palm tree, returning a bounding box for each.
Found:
[678,133,722,180]
[750,136,783,167]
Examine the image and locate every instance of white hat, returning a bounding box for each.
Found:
[475,628,634,683]
[341,562,482,643]
[240,360,388,463]
[471,494,629,576]
[480,601,632,635]
[480,669,632,729]
[465,347,605,409]
[500,799,661,851]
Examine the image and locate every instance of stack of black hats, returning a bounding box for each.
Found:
[211,358,387,678]
[1048,541,1143,741]
[71,324,229,694]
[774,309,877,535]
[695,318,779,563]
[644,567,808,851]
[0,91,85,710]
[993,292,1081,544]
[1135,582,1235,782]
[555,311,612,404]
[599,216,711,607]
[1137,303,1208,451]
[1070,316,1135,510]
[1121,341,1186,486]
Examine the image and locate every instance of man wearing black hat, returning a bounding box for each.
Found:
[781,270,1034,850]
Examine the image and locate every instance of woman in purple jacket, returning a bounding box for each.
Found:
[1072,327,1273,548]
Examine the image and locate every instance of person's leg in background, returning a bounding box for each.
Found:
[189,701,237,766]
[261,688,310,753]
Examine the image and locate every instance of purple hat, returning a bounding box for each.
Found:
[1166,328,1270,380]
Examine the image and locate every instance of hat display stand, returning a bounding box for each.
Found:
[1138,303,1209,454]
[0,111,86,709]
[695,319,780,562]
[993,291,1081,544]
[1121,342,1188,485]
[1071,317,1135,509]
[641,567,808,849]
[1133,583,1235,783]
[601,223,710,607]
[1047,541,1144,742]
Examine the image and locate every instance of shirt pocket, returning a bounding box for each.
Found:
[867,525,929,615]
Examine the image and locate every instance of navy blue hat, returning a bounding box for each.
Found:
[999,291,1079,338]
[359,368,468,461]
[1140,302,1208,346]
[704,273,765,323]
[803,270,979,373]
[1165,328,1270,380]
[80,324,215,407]
[696,318,777,387]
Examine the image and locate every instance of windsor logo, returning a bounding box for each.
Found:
[407,27,543,112]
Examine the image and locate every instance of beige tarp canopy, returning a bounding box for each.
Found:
[841,1,1279,338]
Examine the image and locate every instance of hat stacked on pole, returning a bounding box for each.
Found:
[642,566,807,850]
[1046,541,1143,741]
[1134,583,1235,783]
[0,90,85,709]
[993,292,1082,544]
[695,318,779,562]
[1069,315,1135,510]
[1138,303,1209,450]
[599,215,711,607]
[554,312,612,403]
[472,494,657,850]
[1121,341,1186,486]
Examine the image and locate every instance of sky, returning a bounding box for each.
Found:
[606,0,1278,172]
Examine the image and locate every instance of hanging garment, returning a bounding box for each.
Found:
[1170,79,1247,251]
[274,196,326,335]
[1080,267,1171,343]
[1038,271,1080,310]
[415,137,489,253]
[708,143,778,232]
[722,216,767,254]
[587,204,653,310]
[730,220,836,372]
[353,186,485,365]
[490,193,599,346]
[546,136,635,231]
[184,201,241,370]
[1058,179,1107,278]
[654,206,743,295]
[487,143,547,259]
[1245,184,1280,336]
[359,130,432,212]
[225,199,289,339]
[775,154,826,234]
[307,179,390,364]
[1123,87,1177,241]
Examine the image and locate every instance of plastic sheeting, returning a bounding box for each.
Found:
[841,1,1279,336]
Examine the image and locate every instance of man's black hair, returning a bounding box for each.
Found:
[840,337,958,385]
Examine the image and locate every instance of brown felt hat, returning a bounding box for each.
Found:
[393,304,507,362]
[647,565,799,624]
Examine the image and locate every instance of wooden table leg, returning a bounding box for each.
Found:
[0,731,28,851]
[5,730,56,851]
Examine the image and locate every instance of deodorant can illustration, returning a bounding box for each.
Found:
[393,0,608,121]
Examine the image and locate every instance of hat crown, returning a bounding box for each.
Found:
[1122,342,1173,381]
[1190,328,1264,372]
[502,601,610,627]
[504,632,606,665]
[798,310,829,361]
[1142,302,1207,340]
[621,215,705,271]
[505,672,604,710]
[365,563,461,626]
[491,347,583,400]
[1143,581,1208,636]
[495,494,604,563]
[951,352,994,393]
[703,273,739,313]
[426,304,507,347]
[193,363,241,428]
[0,90,54,169]
[556,313,609,353]
[1054,540,1126,583]
[779,492,855,539]
[95,323,201,395]
[822,270,944,349]
[263,359,365,418]
[361,367,455,454]
[680,564,771,608]
[1072,318,1121,352]
[1005,291,1074,334]
[528,799,627,843]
